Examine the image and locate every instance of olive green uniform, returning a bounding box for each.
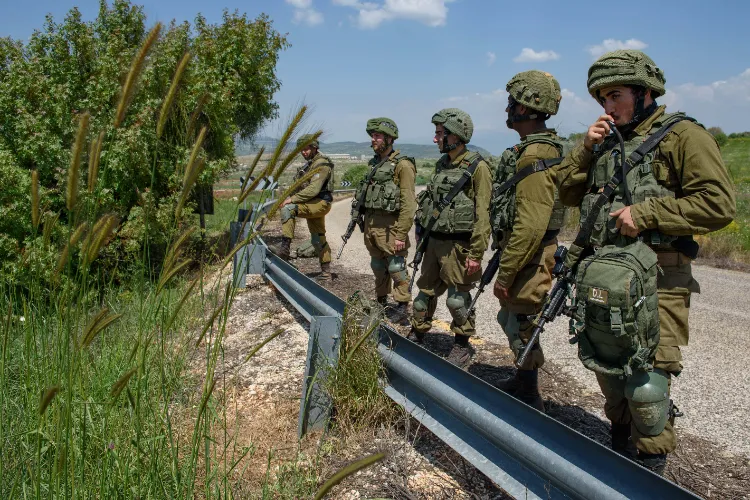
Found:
[558,106,736,454]
[363,149,417,303]
[494,132,562,370]
[282,152,335,265]
[410,148,493,337]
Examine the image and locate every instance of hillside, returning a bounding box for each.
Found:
[236,137,492,159]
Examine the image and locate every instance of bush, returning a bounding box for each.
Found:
[708,127,729,147]
[341,164,368,187]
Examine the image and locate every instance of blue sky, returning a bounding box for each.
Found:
[2,0,749,154]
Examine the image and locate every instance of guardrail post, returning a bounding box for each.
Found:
[298,315,341,438]
[247,242,265,275]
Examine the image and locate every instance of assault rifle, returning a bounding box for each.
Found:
[468,248,501,312]
[337,156,390,259]
[515,245,575,368]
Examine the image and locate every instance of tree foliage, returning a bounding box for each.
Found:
[0,0,288,276]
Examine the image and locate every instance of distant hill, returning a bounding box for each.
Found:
[235,137,492,159]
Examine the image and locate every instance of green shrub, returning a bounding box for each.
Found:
[341,164,368,187]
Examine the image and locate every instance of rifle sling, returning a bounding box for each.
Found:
[572,117,687,249]
[494,157,562,196]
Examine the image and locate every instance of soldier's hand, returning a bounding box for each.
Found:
[583,114,614,151]
[610,206,639,237]
[393,239,406,252]
[281,197,292,207]
[465,258,481,276]
[493,281,509,301]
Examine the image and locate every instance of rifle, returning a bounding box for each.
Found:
[337,155,390,259]
[468,248,501,312]
[515,245,574,368]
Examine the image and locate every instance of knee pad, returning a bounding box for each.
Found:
[370,257,387,273]
[626,369,671,436]
[387,255,408,284]
[446,287,471,327]
[412,291,431,320]
[280,203,297,223]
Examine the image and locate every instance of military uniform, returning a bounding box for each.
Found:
[359,118,417,308]
[489,70,566,410]
[278,139,335,274]
[557,50,735,469]
[362,149,417,303]
[493,132,563,370]
[411,122,493,344]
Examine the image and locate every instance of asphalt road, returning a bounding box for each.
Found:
[326,196,750,458]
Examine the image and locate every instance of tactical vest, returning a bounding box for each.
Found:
[418,151,482,234]
[358,151,415,213]
[490,132,568,239]
[296,154,335,202]
[580,112,693,249]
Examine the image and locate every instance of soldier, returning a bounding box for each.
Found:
[490,71,566,411]
[360,118,417,321]
[557,50,735,473]
[274,134,335,280]
[409,108,492,367]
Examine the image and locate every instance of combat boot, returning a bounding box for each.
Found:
[637,452,667,476]
[268,237,291,261]
[611,423,637,460]
[514,369,545,412]
[377,296,388,307]
[496,371,522,395]
[446,334,475,369]
[407,328,425,344]
[317,262,332,282]
[390,301,410,326]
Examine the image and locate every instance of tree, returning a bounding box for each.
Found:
[0,0,288,271]
[708,126,728,147]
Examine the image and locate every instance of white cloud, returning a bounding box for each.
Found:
[333,0,452,29]
[486,51,496,66]
[513,48,560,63]
[285,0,324,26]
[586,38,647,59]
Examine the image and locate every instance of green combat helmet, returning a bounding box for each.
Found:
[297,133,319,149]
[506,70,562,116]
[587,50,666,99]
[431,108,473,143]
[366,117,399,139]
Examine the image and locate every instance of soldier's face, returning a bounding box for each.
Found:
[370,132,391,154]
[434,124,458,153]
[598,86,637,126]
[301,145,317,160]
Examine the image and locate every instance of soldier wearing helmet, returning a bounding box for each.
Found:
[557,50,735,474]
[357,118,417,322]
[489,70,567,412]
[409,108,493,367]
[274,134,336,280]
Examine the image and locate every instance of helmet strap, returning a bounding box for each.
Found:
[441,127,460,153]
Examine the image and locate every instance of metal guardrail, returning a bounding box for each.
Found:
[233,204,699,500]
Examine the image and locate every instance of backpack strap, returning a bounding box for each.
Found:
[572,117,689,249]
[493,157,563,196]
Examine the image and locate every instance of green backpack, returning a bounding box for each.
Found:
[569,240,660,377]
[295,239,319,259]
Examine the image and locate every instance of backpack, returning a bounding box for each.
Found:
[295,239,319,259]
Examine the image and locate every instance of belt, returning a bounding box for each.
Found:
[655,251,692,267]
